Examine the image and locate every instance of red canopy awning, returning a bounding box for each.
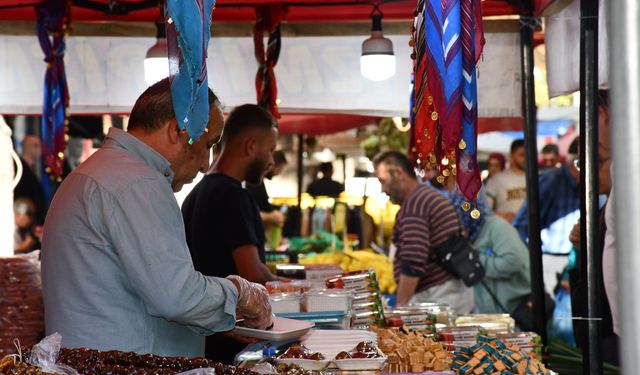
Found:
[275,114,524,136]
[1,0,536,135]
[0,0,557,22]
[277,114,378,136]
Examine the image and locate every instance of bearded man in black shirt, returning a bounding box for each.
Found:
[182,104,280,363]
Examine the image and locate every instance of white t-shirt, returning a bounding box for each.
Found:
[484,169,527,215]
[603,163,618,335]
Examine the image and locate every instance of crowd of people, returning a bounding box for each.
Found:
[9,78,617,365]
[9,79,349,364]
[375,91,617,363]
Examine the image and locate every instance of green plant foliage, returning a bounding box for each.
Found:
[360,118,409,160]
[547,339,620,375]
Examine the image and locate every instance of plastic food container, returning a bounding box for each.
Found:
[269,293,302,314]
[437,326,483,342]
[455,314,515,334]
[303,264,344,289]
[352,310,386,328]
[265,280,311,295]
[406,302,455,326]
[302,290,353,313]
[325,269,379,293]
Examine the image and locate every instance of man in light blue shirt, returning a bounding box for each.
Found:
[41,78,271,358]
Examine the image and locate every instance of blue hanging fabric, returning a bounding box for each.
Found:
[36,0,70,181]
[424,0,463,164]
[165,0,216,142]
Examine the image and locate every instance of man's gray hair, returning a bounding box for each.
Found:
[128,78,219,133]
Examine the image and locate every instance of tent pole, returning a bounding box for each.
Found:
[579,0,602,372]
[297,133,304,223]
[519,7,547,346]
[608,1,640,373]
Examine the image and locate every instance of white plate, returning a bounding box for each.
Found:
[276,358,330,371]
[333,357,387,371]
[232,317,314,341]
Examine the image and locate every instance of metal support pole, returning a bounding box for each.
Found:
[519,11,547,346]
[579,0,602,372]
[608,1,640,373]
[297,134,304,211]
[338,153,347,184]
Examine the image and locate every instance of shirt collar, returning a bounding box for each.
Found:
[105,128,174,184]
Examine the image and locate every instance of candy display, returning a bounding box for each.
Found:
[0,255,45,356]
[496,333,542,360]
[326,269,379,293]
[301,249,396,294]
[52,347,257,375]
[406,303,456,327]
[352,310,386,328]
[274,264,343,289]
[326,270,385,328]
[455,314,515,334]
[371,327,453,373]
[438,326,484,351]
[385,309,438,335]
[451,336,548,375]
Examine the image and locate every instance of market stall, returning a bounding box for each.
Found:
[0,0,576,374]
[1,265,555,374]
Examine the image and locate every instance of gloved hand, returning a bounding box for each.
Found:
[227,275,273,330]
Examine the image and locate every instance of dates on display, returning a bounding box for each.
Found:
[332,341,384,360]
[19,347,258,375]
[278,344,325,360]
[0,255,45,356]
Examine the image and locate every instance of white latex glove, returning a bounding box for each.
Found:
[227,275,273,330]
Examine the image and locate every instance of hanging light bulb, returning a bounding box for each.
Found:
[360,7,396,81]
[144,14,169,85]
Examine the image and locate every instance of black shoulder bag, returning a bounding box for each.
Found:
[433,235,485,287]
[479,280,555,332]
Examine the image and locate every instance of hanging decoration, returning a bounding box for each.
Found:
[411,0,484,205]
[457,0,485,201]
[253,4,286,119]
[36,0,71,181]
[409,0,439,174]
[166,0,216,143]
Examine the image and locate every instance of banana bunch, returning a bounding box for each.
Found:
[300,249,396,294]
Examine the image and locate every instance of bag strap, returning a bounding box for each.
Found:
[479,280,509,314]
